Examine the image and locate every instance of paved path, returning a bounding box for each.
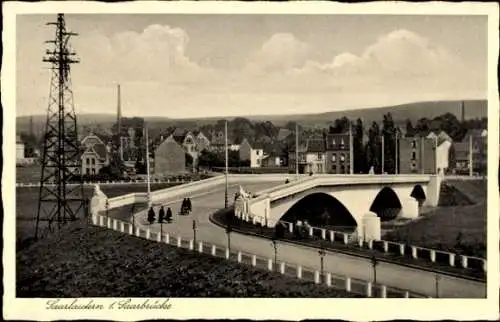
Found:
[134,180,486,298]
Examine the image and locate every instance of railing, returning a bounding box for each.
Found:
[91,213,424,298]
[239,216,486,274]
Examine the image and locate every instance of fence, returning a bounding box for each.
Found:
[91,213,424,298]
[272,220,486,273]
[15,178,196,187]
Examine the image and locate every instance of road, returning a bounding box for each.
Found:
[134,180,486,298]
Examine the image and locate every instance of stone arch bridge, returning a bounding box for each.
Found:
[234,174,442,240]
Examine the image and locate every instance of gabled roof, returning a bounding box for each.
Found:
[241,138,264,150]
[277,128,292,141]
[305,139,326,153]
[83,142,108,160]
[81,133,105,146]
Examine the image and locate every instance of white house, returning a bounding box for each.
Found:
[239,138,264,168]
[16,135,25,161]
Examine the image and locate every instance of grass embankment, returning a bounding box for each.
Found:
[16,220,359,298]
[15,183,180,250]
[384,179,486,258]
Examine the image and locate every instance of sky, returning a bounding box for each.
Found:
[16,14,488,119]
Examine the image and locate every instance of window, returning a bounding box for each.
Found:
[411,140,417,149]
[331,154,336,162]
[340,138,345,148]
[92,168,96,174]
[86,158,90,165]
[332,164,337,173]
[332,139,336,146]
[317,153,323,161]
[340,154,345,162]
[86,168,90,175]
[411,152,416,160]
[340,165,345,173]
[91,158,95,165]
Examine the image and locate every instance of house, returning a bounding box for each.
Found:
[194,130,211,152]
[154,136,186,175]
[261,142,285,167]
[398,137,436,174]
[288,139,326,174]
[325,133,351,174]
[239,138,264,168]
[209,130,233,153]
[80,133,110,176]
[16,135,25,161]
[452,129,487,174]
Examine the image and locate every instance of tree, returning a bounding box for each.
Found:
[405,119,415,137]
[185,153,194,168]
[147,207,156,224]
[382,113,396,174]
[329,117,350,134]
[415,117,431,135]
[353,118,366,173]
[366,121,381,173]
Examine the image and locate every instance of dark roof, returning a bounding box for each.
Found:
[464,129,486,138]
[305,139,326,153]
[84,143,107,160]
[277,128,292,141]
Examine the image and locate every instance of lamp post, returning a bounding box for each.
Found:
[226,217,232,254]
[371,254,379,285]
[295,122,299,179]
[145,124,152,208]
[435,274,441,298]
[318,244,326,283]
[224,120,229,208]
[192,219,197,246]
[271,237,278,272]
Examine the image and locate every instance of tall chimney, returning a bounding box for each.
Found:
[29,115,34,137]
[117,84,122,135]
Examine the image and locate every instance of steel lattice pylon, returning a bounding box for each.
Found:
[35,14,85,240]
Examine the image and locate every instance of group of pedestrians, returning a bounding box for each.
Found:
[146,197,194,224]
[181,198,192,215]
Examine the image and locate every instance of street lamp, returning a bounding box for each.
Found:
[271,237,278,272]
[225,218,232,253]
[318,244,326,283]
[371,254,379,285]
[224,120,229,208]
[435,274,441,298]
[192,219,197,246]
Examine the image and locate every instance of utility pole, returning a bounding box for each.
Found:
[145,125,151,207]
[469,135,473,177]
[224,120,229,208]
[435,135,439,175]
[271,238,278,272]
[35,14,84,240]
[349,121,354,174]
[295,122,299,179]
[395,130,399,174]
[381,135,385,174]
[421,136,425,174]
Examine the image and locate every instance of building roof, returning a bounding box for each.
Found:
[277,128,292,141]
[83,142,108,160]
[305,139,326,153]
[464,129,487,138]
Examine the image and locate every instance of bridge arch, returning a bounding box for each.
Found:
[369,186,402,221]
[279,192,357,232]
[410,184,426,206]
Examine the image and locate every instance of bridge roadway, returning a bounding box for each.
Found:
[134,180,485,298]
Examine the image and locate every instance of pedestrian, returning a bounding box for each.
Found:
[181,198,187,215]
[166,207,173,222]
[187,198,192,213]
[158,206,165,223]
[147,206,156,224]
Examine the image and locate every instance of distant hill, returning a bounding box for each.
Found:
[16,99,487,136]
[244,100,488,127]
